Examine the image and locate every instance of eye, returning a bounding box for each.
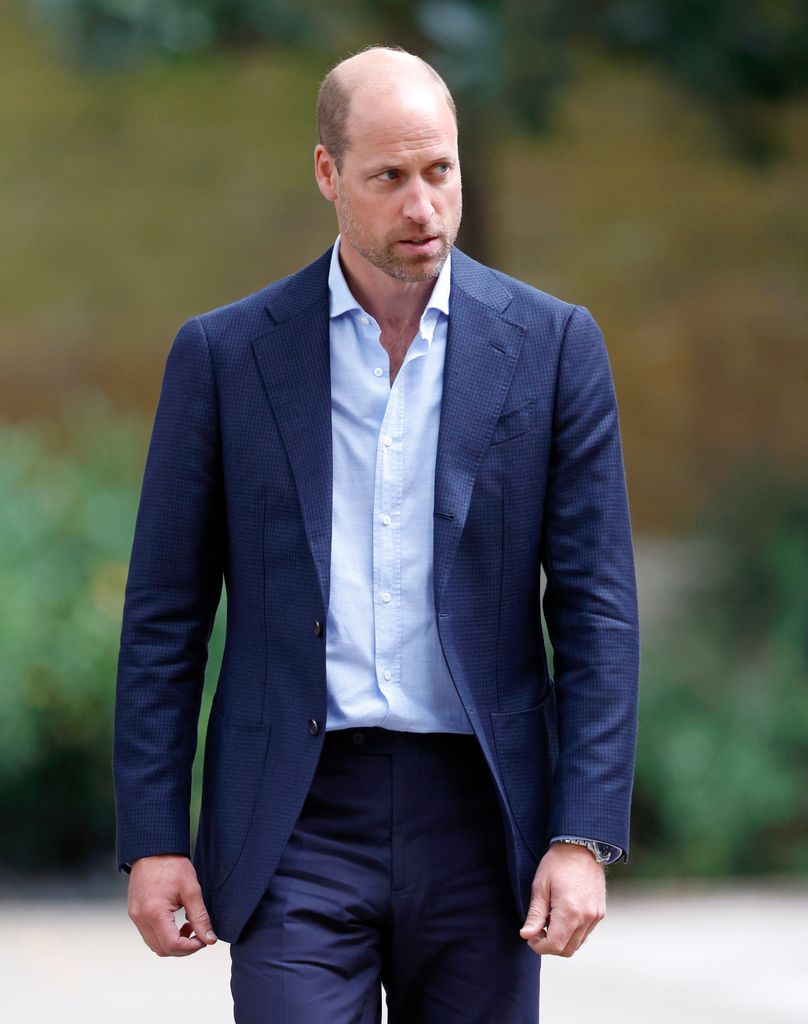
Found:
[432,162,451,175]
[377,169,400,182]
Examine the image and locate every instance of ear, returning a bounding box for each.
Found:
[314,144,338,202]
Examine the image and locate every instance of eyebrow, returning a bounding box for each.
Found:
[367,156,456,175]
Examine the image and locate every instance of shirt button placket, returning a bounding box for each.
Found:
[389,380,404,690]
[376,378,402,696]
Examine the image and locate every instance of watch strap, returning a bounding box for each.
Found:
[550,836,619,864]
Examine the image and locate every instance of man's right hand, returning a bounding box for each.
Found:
[127,854,218,956]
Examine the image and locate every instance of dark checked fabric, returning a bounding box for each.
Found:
[113,245,640,949]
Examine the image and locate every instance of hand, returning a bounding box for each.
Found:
[519,842,606,957]
[127,854,218,957]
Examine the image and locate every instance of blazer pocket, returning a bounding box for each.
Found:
[199,700,271,891]
[490,398,538,445]
[490,686,558,863]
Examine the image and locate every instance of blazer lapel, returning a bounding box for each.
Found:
[247,246,525,617]
[433,250,526,609]
[249,252,333,611]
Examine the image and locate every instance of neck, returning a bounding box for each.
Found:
[337,238,436,327]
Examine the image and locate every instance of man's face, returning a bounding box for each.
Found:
[323,83,462,283]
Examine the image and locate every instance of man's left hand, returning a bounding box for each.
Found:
[519,842,606,957]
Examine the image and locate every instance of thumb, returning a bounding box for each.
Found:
[183,885,217,944]
[520,889,550,937]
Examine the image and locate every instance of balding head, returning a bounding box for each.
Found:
[317,46,457,172]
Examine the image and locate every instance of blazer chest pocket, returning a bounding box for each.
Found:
[490,398,538,445]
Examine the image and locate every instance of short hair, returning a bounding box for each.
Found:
[316,45,457,172]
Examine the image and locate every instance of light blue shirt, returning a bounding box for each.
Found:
[324,236,473,735]
[322,236,623,864]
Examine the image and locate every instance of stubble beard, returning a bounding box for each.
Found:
[337,196,462,283]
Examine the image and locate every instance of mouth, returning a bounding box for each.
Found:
[398,235,440,254]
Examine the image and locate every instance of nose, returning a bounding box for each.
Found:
[402,177,435,225]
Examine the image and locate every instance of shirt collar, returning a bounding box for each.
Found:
[328,235,451,325]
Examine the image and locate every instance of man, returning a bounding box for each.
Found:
[114,45,639,1023]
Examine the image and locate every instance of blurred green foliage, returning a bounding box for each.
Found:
[0,397,223,871]
[25,0,808,263]
[632,461,808,876]
[29,0,808,162]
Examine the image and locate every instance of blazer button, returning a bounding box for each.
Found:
[308,719,321,736]
[314,620,324,637]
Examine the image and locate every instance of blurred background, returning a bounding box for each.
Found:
[1,1,807,1020]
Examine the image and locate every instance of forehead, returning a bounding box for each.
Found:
[345,82,457,165]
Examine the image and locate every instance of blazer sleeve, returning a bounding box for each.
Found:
[540,305,640,859]
[113,316,225,873]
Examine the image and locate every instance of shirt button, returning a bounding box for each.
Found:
[383,435,392,447]
[381,514,391,526]
[381,591,391,603]
[383,670,392,681]
[360,316,369,326]
[374,367,384,377]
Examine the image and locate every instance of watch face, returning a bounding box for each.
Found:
[593,843,612,862]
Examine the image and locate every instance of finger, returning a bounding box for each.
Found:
[530,916,575,956]
[558,921,591,958]
[150,906,206,957]
[530,901,593,956]
[519,892,550,940]
[130,905,165,958]
[129,902,165,956]
[578,908,605,947]
[536,904,604,958]
[137,919,166,956]
[182,884,218,945]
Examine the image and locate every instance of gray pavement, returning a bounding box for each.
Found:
[1,878,806,1022]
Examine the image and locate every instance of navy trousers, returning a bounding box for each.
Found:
[230,727,541,1023]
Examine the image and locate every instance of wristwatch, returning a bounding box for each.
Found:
[552,838,613,863]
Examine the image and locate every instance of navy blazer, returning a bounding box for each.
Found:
[113,246,640,944]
